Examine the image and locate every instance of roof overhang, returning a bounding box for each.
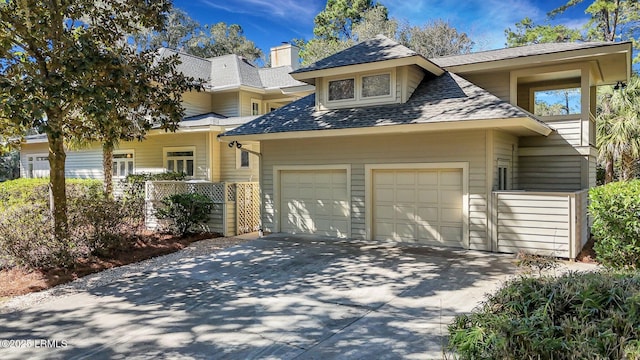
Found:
[219,117,553,142]
[443,42,632,85]
[292,56,444,85]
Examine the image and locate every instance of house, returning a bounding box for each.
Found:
[20,43,313,184]
[219,35,632,258]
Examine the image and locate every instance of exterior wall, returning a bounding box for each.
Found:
[182,91,213,117]
[240,91,262,116]
[212,92,240,117]
[220,141,260,182]
[518,155,583,191]
[121,132,209,179]
[462,71,510,102]
[20,142,49,178]
[66,146,103,179]
[260,130,490,250]
[493,131,518,190]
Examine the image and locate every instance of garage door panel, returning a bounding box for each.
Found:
[280,170,349,238]
[373,168,464,248]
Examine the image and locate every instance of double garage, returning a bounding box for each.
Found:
[276,164,468,249]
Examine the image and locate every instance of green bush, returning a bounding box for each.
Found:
[589,180,640,269]
[0,178,102,211]
[119,172,186,221]
[0,203,80,269]
[155,193,213,236]
[448,271,640,359]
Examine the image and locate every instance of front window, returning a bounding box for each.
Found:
[112,151,134,178]
[164,148,195,176]
[534,87,581,116]
[251,100,260,115]
[328,78,355,101]
[362,73,391,98]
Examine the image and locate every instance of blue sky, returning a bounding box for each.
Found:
[172,0,591,56]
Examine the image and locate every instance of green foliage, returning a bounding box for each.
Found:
[0,178,102,212]
[155,193,214,236]
[119,172,187,222]
[0,150,19,180]
[589,180,640,269]
[312,0,378,41]
[134,8,262,61]
[505,17,583,47]
[0,203,79,269]
[448,271,640,359]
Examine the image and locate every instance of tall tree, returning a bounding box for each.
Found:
[400,20,474,58]
[189,23,262,61]
[505,17,583,46]
[0,0,191,239]
[313,0,379,41]
[135,8,262,62]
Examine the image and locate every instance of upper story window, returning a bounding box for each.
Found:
[251,99,261,115]
[362,73,391,98]
[533,87,581,116]
[164,147,195,177]
[325,70,395,108]
[328,78,355,101]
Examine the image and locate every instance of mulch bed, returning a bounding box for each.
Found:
[0,231,219,298]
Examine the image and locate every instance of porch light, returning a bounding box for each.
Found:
[613,81,627,90]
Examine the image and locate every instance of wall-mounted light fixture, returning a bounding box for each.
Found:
[228,141,242,149]
[613,81,627,90]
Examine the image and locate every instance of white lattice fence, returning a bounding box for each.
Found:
[235,182,261,235]
[144,181,260,236]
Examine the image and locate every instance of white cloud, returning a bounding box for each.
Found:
[198,0,320,20]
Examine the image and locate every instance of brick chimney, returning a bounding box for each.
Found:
[270,43,299,69]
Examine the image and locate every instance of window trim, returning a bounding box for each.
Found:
[497,159,510,191]
[112,149,135,178]
[529,82,582,118]
[236,144,252,169]
[251,98,261,116]
[323,69,396,108]
[163,146,196,177]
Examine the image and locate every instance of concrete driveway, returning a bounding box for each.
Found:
[0,234,518,359]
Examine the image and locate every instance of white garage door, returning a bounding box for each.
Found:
[373,169,464,247]
[280,169,350,238]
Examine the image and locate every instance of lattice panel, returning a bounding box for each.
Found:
[236,182,261,235]
[145,181,226,203]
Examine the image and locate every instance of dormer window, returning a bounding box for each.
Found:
[324,70,395,108]
[328,78,355,101]
[362,73,391,98]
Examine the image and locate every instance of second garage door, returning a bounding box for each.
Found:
[373,169,464,248]
[280,169,350,238]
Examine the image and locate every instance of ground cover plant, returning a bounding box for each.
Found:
[448,271,640,359]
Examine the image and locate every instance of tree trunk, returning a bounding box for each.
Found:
[621,152,636,181]
[47,132,68,240]
[605,154,614,184]
[103,142,114,198]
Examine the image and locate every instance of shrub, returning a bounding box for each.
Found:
[119,172,187,221]
[589,180,640,269]
[155,193,213,236]
[0,178,102,212]
[448,271,640,359]
[0,203,79,269]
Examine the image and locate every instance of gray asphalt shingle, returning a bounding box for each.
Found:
[222,72,544,137]
[431,41,619,68]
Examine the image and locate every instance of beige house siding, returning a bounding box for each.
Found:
[220,141,260,182]
[260,130,489,249]
[405,65,425,101]
[19,142,49,178]
[493,131,518,191]
[121,132,209,179]
[182,91,213,117]
[212,92,240,117]
[240,91,262,116]
[520,117,582,147]
[66,147,104,178]
[462,72,510,102]
[519,155,582,191]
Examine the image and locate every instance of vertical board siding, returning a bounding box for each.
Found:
[182,91,213,117]
[261,130,487,247]
[495,192,571,258]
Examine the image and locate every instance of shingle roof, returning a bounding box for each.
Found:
[157,48,211,81]
[431,41,618,68]
[291,35,421,74]
[222,72,546,137]
[158,48,306,90]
